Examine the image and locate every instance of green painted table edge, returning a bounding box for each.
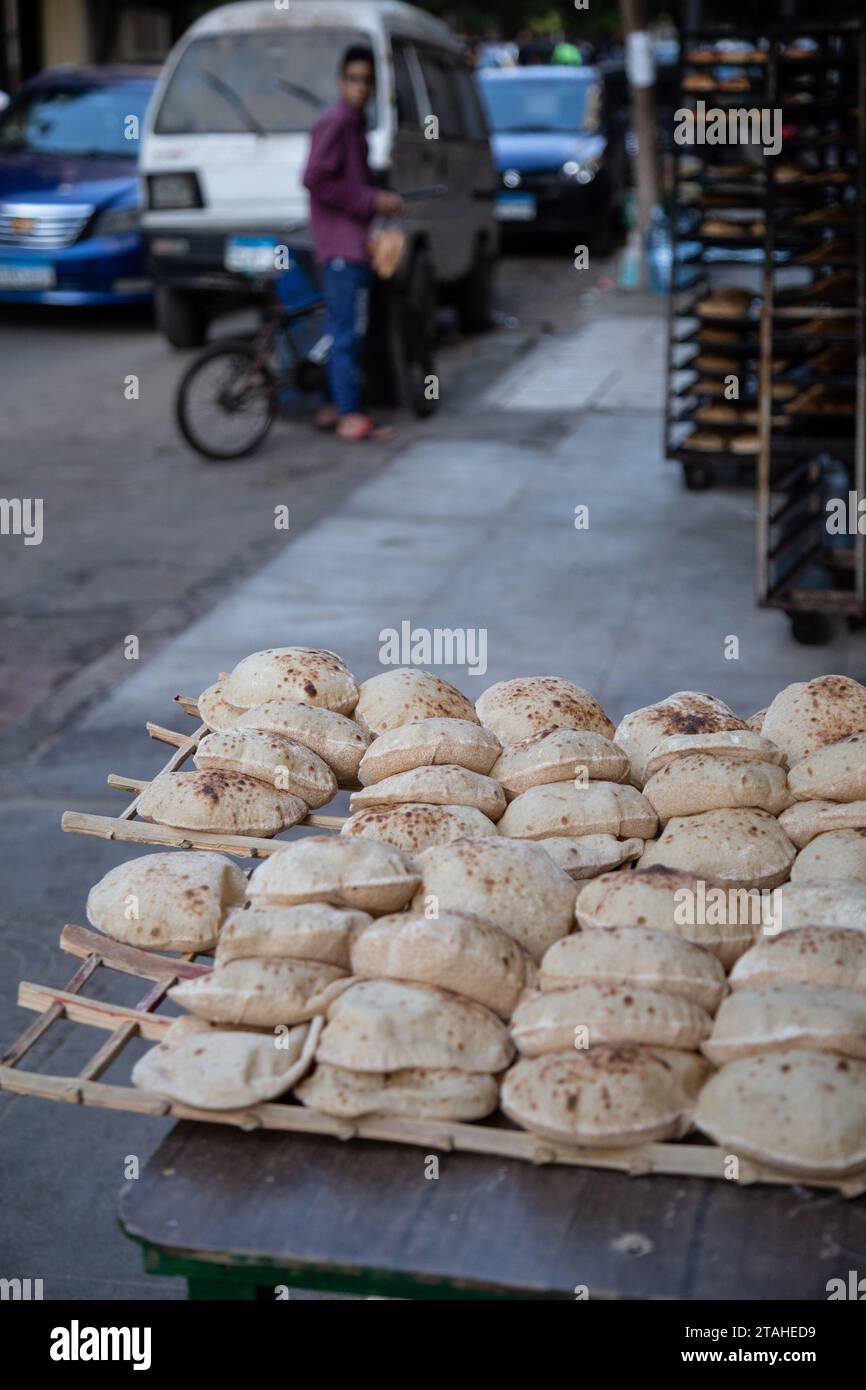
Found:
[130,1237,558,1301]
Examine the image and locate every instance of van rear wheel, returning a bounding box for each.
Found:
[455,239,495,334]
[156,287,209,350]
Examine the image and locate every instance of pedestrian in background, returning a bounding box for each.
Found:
[303,45,403,442]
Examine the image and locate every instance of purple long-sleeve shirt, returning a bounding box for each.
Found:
[303,100,378,266]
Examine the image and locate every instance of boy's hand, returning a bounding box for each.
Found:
[374,190,404,216]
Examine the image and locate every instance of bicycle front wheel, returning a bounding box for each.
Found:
[176,341,277,460]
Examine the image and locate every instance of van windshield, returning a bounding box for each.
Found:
[154,29,377,135]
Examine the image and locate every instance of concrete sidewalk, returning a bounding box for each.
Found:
[2,293,863,1299]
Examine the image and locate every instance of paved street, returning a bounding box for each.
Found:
[2,249,865,1298]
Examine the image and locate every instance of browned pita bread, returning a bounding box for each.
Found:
[498,781,657,841]
[350,910,536,1017]
[195,729,337,807]
[410,836,576,959]
[761,676,866,764]
[475,677,614,747]
[132,1016,311,1110]
[510,981,712,1055]
[341,803,498,853]
[198,673,247,731]
[296,1064,498,1120]
[780,799,866,850]
[501,1046,709,1147]
[643,754,790,824]
[248,835,420,913]
[538,834,643,880]
[791,829,866,883]
[224,647,358,714]
[729,927,866,994]
[643,731,785,779]
[637,808,796,889]
[539,925,726,1012]
[215,902,370,969]
[87,851,246,952]
[491,728,629,797]
[695,1049,866,1177]
[614,692,746,786]
[787,732,866,803]
[169,957,350,1027]
[358,717,500,784]
[703,982,866,1064]
[235,700,370,782]
[137,771,306,837]
[350,765,506,821]
[354,670,478,737]
[316,979,514,1073]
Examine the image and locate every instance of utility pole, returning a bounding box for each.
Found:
[619,0,661,287]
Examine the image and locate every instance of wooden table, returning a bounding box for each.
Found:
[118,1122,859,1300]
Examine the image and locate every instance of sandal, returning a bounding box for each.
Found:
[336,415,393,443]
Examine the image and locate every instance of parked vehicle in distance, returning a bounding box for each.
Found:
[0,66,157,305]
[476,64,627,251]
[141,0,499,381]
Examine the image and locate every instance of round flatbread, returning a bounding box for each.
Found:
[340,803,498,854]
[491,728,629,798]
[169,957,349,1027]
[510,981,712,1056]
[224,647,358,714]
[358,718,500,784]
[215,903,370,969]
[350,765,506,822]
[771,878,866,932]
[235,701,370,782]
[198,673,247,731]
[779,799,866,850]
[787,732,866,803]
[137,771,306,837]
[410,837,576,960]
[247,835,420,914]
[86,851,246,953]
[296,1064,499,1121]
[498,781,657,841]
[643,731,786,780]
[576,866,764,966]
[195,729,337,808]
[537,834,643,880]
[791,829,866,884]
[501,1046,709,1148]
[637,808,796,889]
[350,910,536,1017]
[354,669,478,737]
[539,926,727,1012]
[761,675,866,765]
[703,982,866,1065]
[475,677,614,747]
[730,927,866,995]
[695,1049,866,1177]
[614,692,746,786]
[643,754,790,824]
[316,979,513,1073]
[132,1016,310,1110]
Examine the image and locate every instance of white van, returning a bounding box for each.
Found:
[140,0,498,388]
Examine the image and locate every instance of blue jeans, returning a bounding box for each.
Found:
[322,258,371,416]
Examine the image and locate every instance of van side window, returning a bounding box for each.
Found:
[392,41,420,130]
[453,66,487,141]
[417,50,464,139]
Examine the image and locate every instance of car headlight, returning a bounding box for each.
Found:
[147,172,203,211]
[93,206,141,237]
[561,159,600,184]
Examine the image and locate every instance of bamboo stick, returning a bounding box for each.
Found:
[105,777,346,829]
[17,982,170,1041]
[61,811,284,858]
[59,925,210,982]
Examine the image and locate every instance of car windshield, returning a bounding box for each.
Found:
[0,83,153,156]
[155,29,377,135]
[479,76,600,134]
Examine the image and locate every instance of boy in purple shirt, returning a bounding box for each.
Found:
[303,46,402,442]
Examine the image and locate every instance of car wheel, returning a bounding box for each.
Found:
[156,287,209,350]
[388,249,439,418]
[455,239,496,334]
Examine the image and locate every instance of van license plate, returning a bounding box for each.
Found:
[225,236,280,274]
[495,194,537,221]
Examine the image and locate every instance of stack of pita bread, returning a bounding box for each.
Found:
[124,658,866,1174]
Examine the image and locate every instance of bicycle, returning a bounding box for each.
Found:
[176,194,446,461]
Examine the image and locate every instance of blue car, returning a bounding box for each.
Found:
[476,65,627,250]
[0,66,159,305]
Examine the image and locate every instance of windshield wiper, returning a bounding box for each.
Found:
[273,78,325,109]
[198,68,266,136]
